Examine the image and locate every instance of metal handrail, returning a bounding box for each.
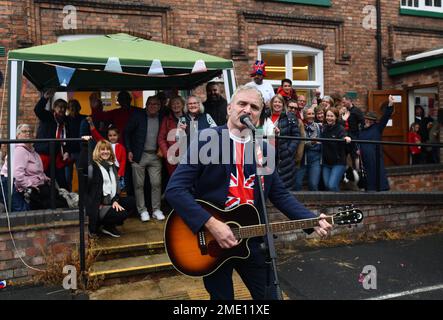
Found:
[0,137,89,285]
[272,135,443,148]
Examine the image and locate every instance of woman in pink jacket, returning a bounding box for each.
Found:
[12,124,67,210]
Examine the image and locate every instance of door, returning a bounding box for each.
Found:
[368,90,408,166]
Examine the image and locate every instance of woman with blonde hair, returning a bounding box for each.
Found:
[85,140,134,237]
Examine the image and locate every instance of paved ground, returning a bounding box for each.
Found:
[277,233,443,300]
[0,285,88,300]
[1,232,442,300]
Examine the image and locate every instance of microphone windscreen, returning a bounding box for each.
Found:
[240,114,250,125]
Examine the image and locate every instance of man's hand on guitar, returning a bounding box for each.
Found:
[205,217,238,249]
[314,213,333,238]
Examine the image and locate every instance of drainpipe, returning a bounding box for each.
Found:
[376,0,383,89]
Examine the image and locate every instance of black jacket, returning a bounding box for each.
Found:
[124,109,163,163]
[348,105,365,138]
[203,97,228,125]
[67,114,86,153]
[276,112,300,189]
[321,123,347,165]
[85,162,120,233]
[34,97,72,155]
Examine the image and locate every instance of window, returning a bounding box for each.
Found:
[258,44,324,102]
[425,0,441,6]
[265,0,331,6]
[401,0,419,6]
[400,0,443,18]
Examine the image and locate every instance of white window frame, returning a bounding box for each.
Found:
[400,0,443,13]
[258,44,324,95]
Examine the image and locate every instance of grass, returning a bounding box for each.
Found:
[33,238,104,291]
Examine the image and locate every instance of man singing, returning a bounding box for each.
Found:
[165,85,332,300]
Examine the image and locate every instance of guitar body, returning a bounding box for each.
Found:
[164,200,261,277]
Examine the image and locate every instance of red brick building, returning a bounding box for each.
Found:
[0,0,442,165]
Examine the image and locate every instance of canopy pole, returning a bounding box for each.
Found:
[7,59,23,208]
[223,68,237,103]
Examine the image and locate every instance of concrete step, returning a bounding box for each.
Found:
[92,241,165,261]
[90,217,166,260]
[89,252,173,280]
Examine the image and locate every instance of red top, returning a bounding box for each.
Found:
[344,119,349,132]
[271,113,280,125]
[276,86,297,101]
[407,132,422,155]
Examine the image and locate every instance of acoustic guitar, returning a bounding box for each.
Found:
[164,200,363,277]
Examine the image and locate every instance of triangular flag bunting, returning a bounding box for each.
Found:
[148,59,164,75]
[104,57,123,73]
[191,60,207,73]
[55,65,75,87]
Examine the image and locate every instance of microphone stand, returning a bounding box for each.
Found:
[252,129,284,300]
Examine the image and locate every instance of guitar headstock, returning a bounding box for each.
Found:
[333,205,363,225]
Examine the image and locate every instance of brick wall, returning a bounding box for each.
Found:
[268,194,443,244]
[389,171,443,192]
[1,0,443,137]
[0,209,86,284]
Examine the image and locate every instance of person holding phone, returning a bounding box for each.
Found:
[181,95,217,147]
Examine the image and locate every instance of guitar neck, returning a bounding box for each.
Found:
[235,216,334,239]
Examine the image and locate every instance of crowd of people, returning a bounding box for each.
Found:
[408,105,441,165]
[0,61,440,239]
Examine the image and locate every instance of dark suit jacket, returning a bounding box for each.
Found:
[124,109,163,163]
[165,125,316,234]
[34,97,72,155]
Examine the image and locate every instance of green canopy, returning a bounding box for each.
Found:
[8,33,234,91]
[6,33,237,182]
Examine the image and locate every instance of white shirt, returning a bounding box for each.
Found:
[245,81,275,105]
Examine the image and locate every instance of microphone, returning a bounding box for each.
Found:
[240,115,256,132]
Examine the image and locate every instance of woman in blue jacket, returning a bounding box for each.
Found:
[358,95,394,191]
